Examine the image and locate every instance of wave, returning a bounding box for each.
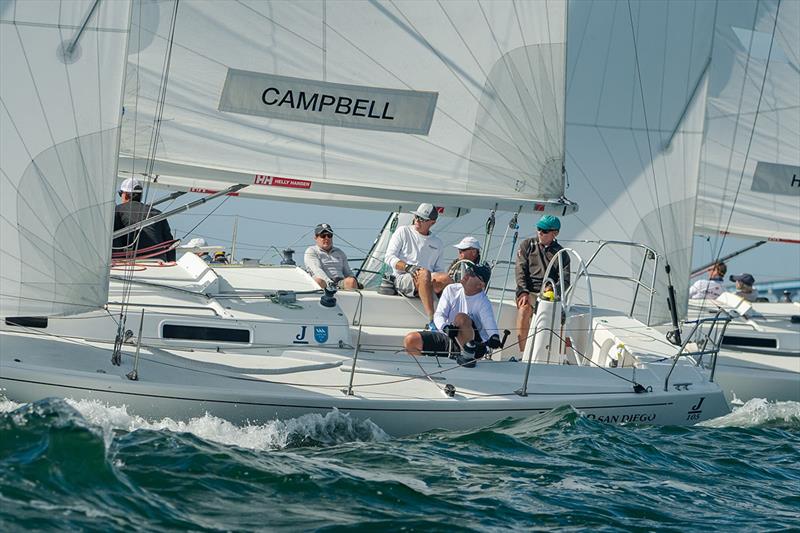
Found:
[700,398,800,429]
[0,396,389,452]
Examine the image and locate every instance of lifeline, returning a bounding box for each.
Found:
[261,88,395,120]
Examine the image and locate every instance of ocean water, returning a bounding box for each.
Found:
[1,397,798,532]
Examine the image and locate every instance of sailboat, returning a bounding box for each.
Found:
[685,0,799,402]
[0,0,730,436]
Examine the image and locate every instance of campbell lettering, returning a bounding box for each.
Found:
[259,88,395,121]
[220,70,436,134]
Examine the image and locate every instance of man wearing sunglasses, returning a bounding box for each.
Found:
[403,263,501,367]
[304,223,360,290]
[514,215,570,351]
[385,203,450,330]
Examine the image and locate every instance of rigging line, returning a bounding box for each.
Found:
[715,0,782,263]
[479,0,560,158]
[626,0,669,258]
[710,1,763,250]
[117,2,180,322]
[432,0,551,162]
[181,195,233,239]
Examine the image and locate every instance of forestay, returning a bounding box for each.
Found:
[0,0,131,317]
[695,0,800,243]
[120,0,576,214]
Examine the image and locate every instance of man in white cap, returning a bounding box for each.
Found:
[448,236,482,280]
[182,237,210,262]
[385,203,451,329]
[113,177,176,261]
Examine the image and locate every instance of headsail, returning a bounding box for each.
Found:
[695,0,800,243]
[120,0,575,214]
[565,0,715,324]
[0,0,131,316]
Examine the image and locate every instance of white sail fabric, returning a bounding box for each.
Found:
[120,0,574,214]
[564,1,715,324]
[0,0,131,316]
[695,0,800,243]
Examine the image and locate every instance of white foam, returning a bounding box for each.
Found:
[0,397,22,413]
[700,398,800,428]
[62,398,389,451]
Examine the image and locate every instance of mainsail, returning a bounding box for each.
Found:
[0,0,131,316]
[695,0,799,243]
[120,0,575,214]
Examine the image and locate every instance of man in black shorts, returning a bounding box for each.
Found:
[403,263,501,365]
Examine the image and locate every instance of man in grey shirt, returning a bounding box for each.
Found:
[304,223,360,289]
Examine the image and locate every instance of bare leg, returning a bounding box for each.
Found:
[453,313,475,348]
[342,277,359,290]
[414,268,435,320]
[313,277,327,289]
[516,302,533,353]
[404,331,423,356]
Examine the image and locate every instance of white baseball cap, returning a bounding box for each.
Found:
[453,236,481,250]
[183,237,207,248]
[119,177,143,193]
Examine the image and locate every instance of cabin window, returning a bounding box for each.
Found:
[162,324,250,343]
[5,316,48,328]
[721,335,777,349]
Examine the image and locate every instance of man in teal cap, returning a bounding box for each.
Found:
[514,214,570,352]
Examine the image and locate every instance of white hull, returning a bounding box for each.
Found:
[0,331,726,435]
[0,258,730,435]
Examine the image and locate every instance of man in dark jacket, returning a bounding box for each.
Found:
[514,215,570,352]
[112,178,176,261]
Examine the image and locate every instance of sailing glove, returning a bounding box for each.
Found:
[487,334,502,349]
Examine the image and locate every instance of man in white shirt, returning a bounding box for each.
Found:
[403,263,502,367]
[385,203,451,329]
[689,261,726,300]
[304,223,359,289]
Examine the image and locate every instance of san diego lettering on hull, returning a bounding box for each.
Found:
[261,88,395,121]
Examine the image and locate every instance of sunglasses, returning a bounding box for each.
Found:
[537,228,554,234]
[317,232,333,238]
